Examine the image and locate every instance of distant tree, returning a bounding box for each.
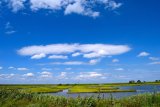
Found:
[155,80,160,82]
[58,84,62,86]
[137,80,142,83]
[129,80,135,84]
[155,80,159,82]
[143,81,146,83]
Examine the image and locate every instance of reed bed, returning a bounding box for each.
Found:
[0,89,160,107]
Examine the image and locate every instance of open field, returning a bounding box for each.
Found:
[0,89,160,107]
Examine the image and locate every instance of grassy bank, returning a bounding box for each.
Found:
[0,84,136,93]
[68,85,136,93]
[0,84,71,93]
[0,89,160,107]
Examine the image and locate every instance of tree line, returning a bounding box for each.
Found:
[129,80,160,84]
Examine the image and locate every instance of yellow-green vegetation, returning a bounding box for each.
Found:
[69,84,136,93]
[0,89,160,107]
[0,84,71,93]
[0,81,160,94]
[69,85,98,93]
[24,85,71,93]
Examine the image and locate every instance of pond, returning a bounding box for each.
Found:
[49,85,160,99]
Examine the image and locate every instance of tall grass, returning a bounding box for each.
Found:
[0,89,160,107]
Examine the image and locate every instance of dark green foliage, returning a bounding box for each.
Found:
[129,80,135,84]
[155,80,160,83]
[137,80,142,84]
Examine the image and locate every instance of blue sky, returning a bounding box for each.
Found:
[0,0,160,84]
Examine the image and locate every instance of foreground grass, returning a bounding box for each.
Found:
[0,89,160,107]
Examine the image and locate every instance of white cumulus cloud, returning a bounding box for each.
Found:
[105,0,122,10]
[31,53,46,59]
[149,62,160,65]
[57,72,68,79]
[115,68,124,71]
[17,67,29,71]
[138,52,150,57]
[3,0,122,17]
[89,59,100,65]
[64,0,100,18]
[41,68,52,71]
[149,57,159,61]
[18,43,131,59]
[0,73,15,79]
[48,55,68,59]
[75,72,105,80]
[72,52,81,57]
[5,22,16,35]
[51,61,85,65]
[65,68,72,70]
[8,66,15,69]
[40,71,52,78]
[112,59,119,63]
[23,73,34,77]
[30,0,63,11]
[8,0,26,12]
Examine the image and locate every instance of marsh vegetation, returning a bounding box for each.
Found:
[0,89,160,107]
[0,82,160,107]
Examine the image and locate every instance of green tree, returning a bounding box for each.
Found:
[137,80,141,83]
[129,80,135,84]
